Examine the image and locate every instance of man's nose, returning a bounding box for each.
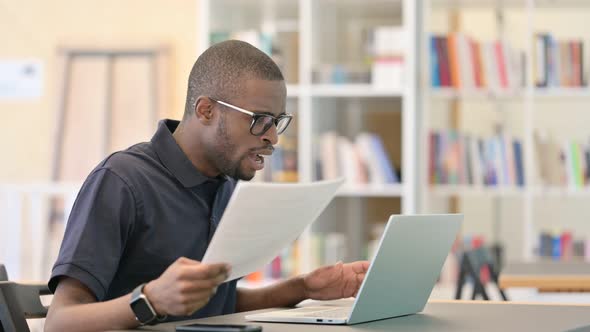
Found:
[260,124,279,146]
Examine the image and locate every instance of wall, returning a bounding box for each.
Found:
[0,0,199,182]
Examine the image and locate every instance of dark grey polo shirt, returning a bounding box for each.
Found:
[49,119,238,320]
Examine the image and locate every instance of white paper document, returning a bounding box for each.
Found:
[202,179,344,281]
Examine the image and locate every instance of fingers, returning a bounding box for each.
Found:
[177,274,226,293]
[350,260,370,273]
[175,256,230,273]
[178,262,231,281]
[149,258,232,317]
[355,272,366,286]
[168,278,223,316]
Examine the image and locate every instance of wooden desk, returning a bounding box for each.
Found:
[109,300,590,332]
[499,261,590,292]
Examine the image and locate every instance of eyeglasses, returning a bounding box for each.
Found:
[209,97,293,136]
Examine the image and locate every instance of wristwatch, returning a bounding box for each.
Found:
[130,283,163,325]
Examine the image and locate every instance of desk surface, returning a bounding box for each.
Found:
[110,300,590,332]
[499,261,590,291]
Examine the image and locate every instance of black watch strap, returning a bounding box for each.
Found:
[130,283,167,325]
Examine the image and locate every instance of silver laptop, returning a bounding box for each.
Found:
[245,214,463,325]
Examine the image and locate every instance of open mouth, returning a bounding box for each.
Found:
[248,153,265,171]
[247,147,273,171]
[255,154,264,164]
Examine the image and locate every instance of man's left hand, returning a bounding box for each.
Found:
[303,261,370,301]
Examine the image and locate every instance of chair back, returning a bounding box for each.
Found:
[0,264,49,332]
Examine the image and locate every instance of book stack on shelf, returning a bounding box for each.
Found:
[317,132,399,185]
[428,130,525,187]
[534,34,586,88]
[241,232,347,286]
[535,132,590,189]
[429,34,525,92]
[368,26,405,90]
[537,230,589,261]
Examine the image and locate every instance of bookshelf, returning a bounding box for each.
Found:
[199,0,418,283]
[431,88,590,99]
[309,84,404,97]
[419,0,590,263]
[337,184,404,197]
[430,185,525,197]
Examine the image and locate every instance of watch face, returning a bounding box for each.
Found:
[130,297,156,323]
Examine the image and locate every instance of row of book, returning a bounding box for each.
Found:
[243,232,348,283]
[428,130,525,187]
[534,34,586,88]
[535,133,590,188]
[538,231,588,260]
[430,34,525,91]
[252,136,298,183]
[317,132,400,184]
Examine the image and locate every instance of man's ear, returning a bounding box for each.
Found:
[194,96,215,124]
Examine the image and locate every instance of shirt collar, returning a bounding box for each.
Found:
[151,119,225,188]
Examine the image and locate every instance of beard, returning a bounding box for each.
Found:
[210,114,255,181]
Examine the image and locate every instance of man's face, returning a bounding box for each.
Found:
[208,79,287,180]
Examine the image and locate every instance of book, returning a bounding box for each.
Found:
[534,33,586,88]
[429,33,525,91]
[429,129,525,187]
[430,36,441,87]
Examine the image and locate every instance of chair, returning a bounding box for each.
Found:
[0,265,7,282]
[454,246,508,301]
[0,264,50,332]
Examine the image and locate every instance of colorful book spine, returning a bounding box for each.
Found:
[430,36,441,87]
[429,130,525,187]
[535,33,586,88]
[538,230,588,261]
[429,33,526,91]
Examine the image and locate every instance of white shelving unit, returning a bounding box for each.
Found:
[308,84,404,97]
[429,185,526,197]
[337,184,405,198]
[430,87,590,100]
[199,0,418,274]
[430,185,590,198]
[419,0,590,261]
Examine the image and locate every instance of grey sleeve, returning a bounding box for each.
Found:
[48,168,137,301]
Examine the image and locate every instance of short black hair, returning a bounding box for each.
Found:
[184,40,285,117]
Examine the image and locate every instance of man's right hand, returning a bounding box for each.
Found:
[143,257,230,317]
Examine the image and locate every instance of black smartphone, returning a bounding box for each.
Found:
[175,323,262,332]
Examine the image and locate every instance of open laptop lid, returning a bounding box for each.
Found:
[347,214,463,324]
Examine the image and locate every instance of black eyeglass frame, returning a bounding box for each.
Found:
[209,97,293,136]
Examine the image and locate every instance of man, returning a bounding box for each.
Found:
[45,40,369,332]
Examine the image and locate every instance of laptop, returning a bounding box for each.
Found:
[245,214,463,325]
